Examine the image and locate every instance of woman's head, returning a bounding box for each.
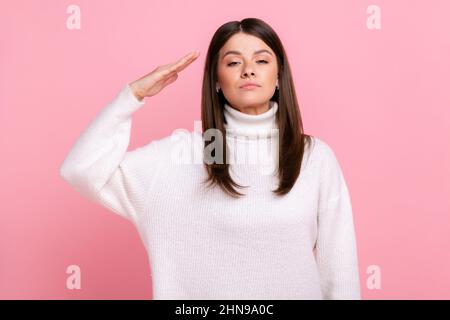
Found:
[216,32,279,115]
[201,17,312,197]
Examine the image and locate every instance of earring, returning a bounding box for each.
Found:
[216,86,220,93]
[276,85,279,90]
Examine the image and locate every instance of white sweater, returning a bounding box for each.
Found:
[60,83,361,300]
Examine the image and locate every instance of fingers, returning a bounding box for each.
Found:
[157,51,199,84]
[162,73,178,87]
[166,51,200,74]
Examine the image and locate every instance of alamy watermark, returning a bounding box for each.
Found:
[168,120,280,176]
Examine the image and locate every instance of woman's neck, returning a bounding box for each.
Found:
[223,100,279,140]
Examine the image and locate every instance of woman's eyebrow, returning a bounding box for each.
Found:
[222,49,273,59]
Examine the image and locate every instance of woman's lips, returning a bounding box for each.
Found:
[240,84,260,90]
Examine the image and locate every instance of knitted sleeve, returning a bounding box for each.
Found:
[59,83,163,223]
[314,138,361,299]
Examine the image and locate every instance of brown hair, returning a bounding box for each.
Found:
[200,17,312,198]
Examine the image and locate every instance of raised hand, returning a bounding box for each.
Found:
[129,51,201,101]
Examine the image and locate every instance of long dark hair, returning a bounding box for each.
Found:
[200,17,312,198]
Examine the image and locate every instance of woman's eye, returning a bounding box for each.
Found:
[227,60,268,67]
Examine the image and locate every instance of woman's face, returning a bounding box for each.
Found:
[216,33,279,115]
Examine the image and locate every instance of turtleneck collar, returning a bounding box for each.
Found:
[223,100,279,140]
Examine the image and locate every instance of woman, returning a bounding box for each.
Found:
[60,17,361,300]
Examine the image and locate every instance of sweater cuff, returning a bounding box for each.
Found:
[125,82,146,105]
[105,82,147,119]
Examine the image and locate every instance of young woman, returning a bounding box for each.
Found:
[60,18,361,300]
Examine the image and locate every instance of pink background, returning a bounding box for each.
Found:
[1,0,449,299]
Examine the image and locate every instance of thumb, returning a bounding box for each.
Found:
[163,73,178,86]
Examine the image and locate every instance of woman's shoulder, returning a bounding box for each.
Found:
[308,135,348,183]
[143,129,198,150]
[306,135,342,169]
[137,130,203,165]
[308,135,333,155]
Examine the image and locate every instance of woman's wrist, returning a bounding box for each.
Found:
[129,81,145,102]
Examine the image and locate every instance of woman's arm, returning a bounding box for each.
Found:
[59,83,162,222]
[314,138,361,299]
[59,51,200,223]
